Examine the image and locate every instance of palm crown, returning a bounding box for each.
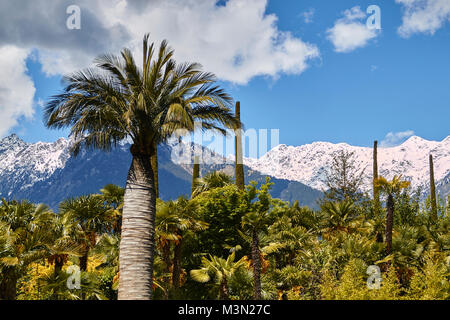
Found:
[45,34,239,156]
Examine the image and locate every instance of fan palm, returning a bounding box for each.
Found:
[191,171,233,198]
[100,184,125,234]
[59,195,113,273]
[0,200,54,300]
[44,34,238,299]
[156,197,207,298]
[190,252,246,300]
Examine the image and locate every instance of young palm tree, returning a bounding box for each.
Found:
[59,195,113,273]
[191,171,233,198]
[0,200,53,300]
[100,184,125,234]
[156,197,207,298]
[45,34,238,299]
[190,252,246,300]
[320,200,362,237]
[375,175,411,254]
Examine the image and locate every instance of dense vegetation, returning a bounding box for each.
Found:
[0,164,449,300]
[0,35,448,300]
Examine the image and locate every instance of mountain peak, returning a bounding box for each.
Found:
[0,133,27,149]
[403,135,427,144]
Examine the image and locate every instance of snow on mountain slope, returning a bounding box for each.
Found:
[1,134,448,204]
[244,136,450,194]
[0,134,70,195]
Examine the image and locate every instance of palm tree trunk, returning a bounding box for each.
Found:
[0,269,17,300]
[219,279,230,300]
[385,194,394,255]
[252,230,262,300]
[172,234,183,290]
[118,151,157,300]
[79,249,89,272]
[162,245,171,300]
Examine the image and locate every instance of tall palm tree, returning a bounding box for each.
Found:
[44,34,238,300]
[241,180,273,300]
[375,175,411,254]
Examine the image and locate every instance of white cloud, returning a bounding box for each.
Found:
[327,6,379,53]
[380,130,415,147]
[396,0,450,37]
[0,0,320,135]
[0,46,36,137]
[95,0,320,84]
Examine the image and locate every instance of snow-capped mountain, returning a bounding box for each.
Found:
[0,134,322,208]
[0,134,71,196]
[244,135,450,196]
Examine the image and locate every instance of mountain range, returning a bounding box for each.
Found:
[0,134,322,209]
[0,134,448,210]
[244,135,450,199]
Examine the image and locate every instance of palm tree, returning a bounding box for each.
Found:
[44,34,238,299]
[59,195,113,273]
[156,197,207,298]
[241,180,273,300]
[0,200,53,300]
[100,184,125,234]
[192,171,233,198]
[375,175,411,254]
[190,252,246,300]
[320,200,362,237]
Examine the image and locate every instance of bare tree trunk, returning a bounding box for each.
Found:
[118,151,157,300]
[385,194,394,255]
[252,230,262,300]
[0,269,17,300]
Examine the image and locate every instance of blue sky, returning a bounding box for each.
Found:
[2,0,449,153]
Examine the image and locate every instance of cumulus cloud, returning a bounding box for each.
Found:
[327,6,379,53]
[396,0,450,37]
[380,130,415,147]
[0,46,36,137]
[0,0,320,136]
